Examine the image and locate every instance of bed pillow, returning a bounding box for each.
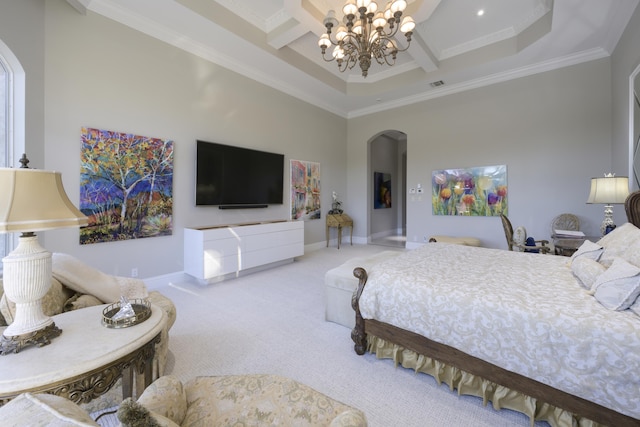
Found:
[570,240,603,262]
[593,257,640,310]
[629,296,640,317]
[571,257,606,290]
[64,294,103,311]
[52,253,148,303]
[597,223,640,267]
[0,392,99,426]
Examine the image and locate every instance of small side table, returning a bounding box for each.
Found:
[552,236,599,256]
[0,303,165,406]
[326,213,353,249]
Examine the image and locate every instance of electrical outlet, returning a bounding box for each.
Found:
[417,188,424,194]
[131,268,138,278]
[409,188,416,194]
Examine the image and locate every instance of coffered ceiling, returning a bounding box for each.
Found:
[66,0,639,117]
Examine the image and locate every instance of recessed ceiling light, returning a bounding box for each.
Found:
[477,9,485,17]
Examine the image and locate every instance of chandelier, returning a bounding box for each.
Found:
[318,0,415,78]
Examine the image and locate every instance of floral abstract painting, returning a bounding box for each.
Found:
[80,127,174,244]
[290,159,321,220]
[432,165,507,216]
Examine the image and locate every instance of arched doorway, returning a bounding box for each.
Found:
[630,63,640,191]
[368,130,407,247]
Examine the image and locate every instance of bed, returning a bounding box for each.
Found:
[351,193,640,427]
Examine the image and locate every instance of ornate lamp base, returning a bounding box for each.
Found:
[600,204,615,235]
[1,233,61,355]
[0,322,62,355]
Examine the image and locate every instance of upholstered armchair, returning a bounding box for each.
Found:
[117,374,368,427]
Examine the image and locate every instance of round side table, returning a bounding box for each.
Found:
[0,303,165,406]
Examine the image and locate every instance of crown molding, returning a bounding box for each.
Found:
[347,48,610,119]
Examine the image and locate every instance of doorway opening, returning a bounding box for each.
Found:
[368,130,407,248]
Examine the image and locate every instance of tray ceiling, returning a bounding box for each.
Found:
[66,0,639,117]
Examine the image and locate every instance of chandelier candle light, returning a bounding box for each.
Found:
[318,0,415,77]
[0,156,88,354]
[586,173,630,235]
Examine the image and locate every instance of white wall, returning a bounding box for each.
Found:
[612,3,640,189]
[0,0,45,168]
[2,0,347,278]
[347,59,614,249]
[3,0,639,279]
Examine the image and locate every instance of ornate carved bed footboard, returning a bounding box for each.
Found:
[350,266,639,427]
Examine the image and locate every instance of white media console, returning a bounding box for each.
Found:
[184,220,304,283]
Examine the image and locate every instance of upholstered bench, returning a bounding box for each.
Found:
[324,250,402,328]
[428,235,482,246]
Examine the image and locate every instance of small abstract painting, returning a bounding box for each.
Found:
[80,127,174,244]
[374,172,392,209]
[432,165,507,216]
[290,159,321,220]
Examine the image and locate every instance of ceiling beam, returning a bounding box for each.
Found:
[267,19,308,50]
[65,0,92,15]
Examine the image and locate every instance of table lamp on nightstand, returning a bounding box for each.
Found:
[586,173,630,235]
[0,155,87,355]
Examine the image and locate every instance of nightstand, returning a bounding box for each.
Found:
[552,236,599,256]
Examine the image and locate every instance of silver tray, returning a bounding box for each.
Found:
[102,299,151,328]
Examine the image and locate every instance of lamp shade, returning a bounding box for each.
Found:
[586,175,630,204]
[0,168,88,233]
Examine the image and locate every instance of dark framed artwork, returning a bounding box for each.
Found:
[374,172,392,209]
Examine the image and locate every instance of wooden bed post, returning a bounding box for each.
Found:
[351,267,368,355]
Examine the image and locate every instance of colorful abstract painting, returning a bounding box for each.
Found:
[374,172,392,209]
[432,165,507,216]
[80,127,174,244]
[290,159,321,220]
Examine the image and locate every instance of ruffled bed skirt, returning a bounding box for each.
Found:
[366,335,602,427]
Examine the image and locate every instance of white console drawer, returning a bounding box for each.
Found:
[185,221,304,282]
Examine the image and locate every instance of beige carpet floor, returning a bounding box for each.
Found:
[128,243,545,427]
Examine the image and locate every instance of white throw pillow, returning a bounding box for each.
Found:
[629,296,640,317]
[0,393,99,426]
[593,257,640,310]
[571,257,606,290]
[597,223,640,267]
[570,240,603,262]
[52,253,148,304]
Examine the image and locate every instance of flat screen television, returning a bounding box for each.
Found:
[196,140,284,208]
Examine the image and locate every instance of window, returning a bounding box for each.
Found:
[0,39,26,263]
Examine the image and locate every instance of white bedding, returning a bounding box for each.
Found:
[359,243,640,419]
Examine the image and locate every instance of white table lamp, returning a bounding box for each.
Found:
[0,158,88,354]
[586,173,630,235]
